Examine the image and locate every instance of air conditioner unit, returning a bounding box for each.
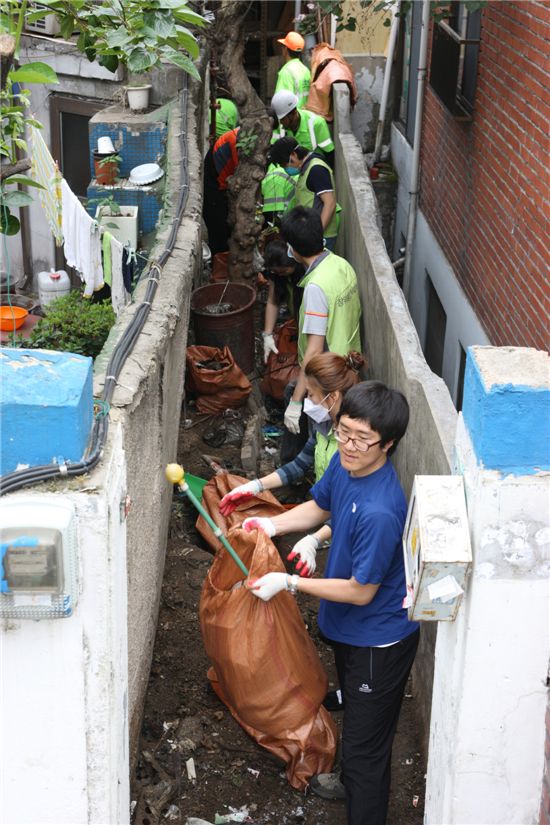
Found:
[25,4,61,36]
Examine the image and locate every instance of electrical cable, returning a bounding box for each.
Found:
[0,79,191,496]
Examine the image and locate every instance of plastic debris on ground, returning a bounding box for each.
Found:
[185,819,215,825]
[214,805,251,823]
[261,425,284,438]
[412,795,420,807]
[165,804,180,820]
[203,410,245,448]
[186,756,196,782]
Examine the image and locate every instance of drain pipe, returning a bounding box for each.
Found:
[401,0,430,300]
[372,4,400,165]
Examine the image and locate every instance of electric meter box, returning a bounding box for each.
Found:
[403,475,472,621]
[0,496,78,619]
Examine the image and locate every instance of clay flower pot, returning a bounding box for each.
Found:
[93,151,120,185]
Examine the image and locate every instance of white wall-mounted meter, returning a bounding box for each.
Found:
[403,475,472,621]
[0,496,78,619]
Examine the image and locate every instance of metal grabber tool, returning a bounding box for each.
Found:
[165,463,249,577]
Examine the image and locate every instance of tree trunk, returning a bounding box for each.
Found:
[211,0,272,282]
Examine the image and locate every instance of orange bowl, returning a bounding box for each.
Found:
[0,305,29,331]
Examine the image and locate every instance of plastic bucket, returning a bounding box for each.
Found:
[191,283,256,374]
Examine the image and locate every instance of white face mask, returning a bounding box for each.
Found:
[303,394,333,424]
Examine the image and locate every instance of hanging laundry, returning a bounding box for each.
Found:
[122,245,137,294]
[61,179,104,296]
[109,234,128,315]
[30,128,63,246]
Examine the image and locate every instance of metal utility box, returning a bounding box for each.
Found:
[403,475,472,621]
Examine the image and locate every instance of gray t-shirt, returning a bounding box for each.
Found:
[301,283,329,337]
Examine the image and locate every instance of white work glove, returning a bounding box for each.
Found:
[242,516,277,538]
[262,331,279,363]
[284,400,302,434]
[287,534,319,578]
[219,479,263,516]
[248,572,289,601]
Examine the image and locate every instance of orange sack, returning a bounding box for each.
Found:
[260,319,300,403]
[196,472,288,552]
[305,42,357,122]
[185,345,251,414]
[199,524,338,790]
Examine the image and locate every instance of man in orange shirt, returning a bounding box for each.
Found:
[202,127,240,256]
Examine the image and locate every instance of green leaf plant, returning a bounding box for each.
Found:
[24,290,116,359]
[1,0,57,235]
[31,0,208,79]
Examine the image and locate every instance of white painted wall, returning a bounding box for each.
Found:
[0,424,129,825]
[390,124,490,404]
[425,413,550,825]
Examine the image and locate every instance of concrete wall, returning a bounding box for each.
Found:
[92,77,206,761]
[1,425,129,824]
[334,82,458,746]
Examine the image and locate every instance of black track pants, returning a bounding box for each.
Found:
[333,629,420,825]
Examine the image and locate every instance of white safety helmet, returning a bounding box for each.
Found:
[271,90,298,120]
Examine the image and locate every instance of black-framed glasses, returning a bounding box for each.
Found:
[333,428,382,452]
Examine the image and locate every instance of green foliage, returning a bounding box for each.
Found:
[297,0,487,35]
[25,291,116,359]
[96,153,121,168]
[0,2,58,235]
[236,130,258,158]
[32,0,208,78]
[89,194,122,217]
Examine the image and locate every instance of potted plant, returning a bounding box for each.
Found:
[93,152,121,186]
[92,196,139,249]
[125,73,152,113]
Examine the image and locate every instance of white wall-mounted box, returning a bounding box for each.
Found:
[403,475,472,621]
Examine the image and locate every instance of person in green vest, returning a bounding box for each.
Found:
[271,90,335,168]
[279,141,341,250]
[219,350,365,542]
[275,31,311,109]
[281,206,362,435]
[261,137,298,226]
[209,98,239,140]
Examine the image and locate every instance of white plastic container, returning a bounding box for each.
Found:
[38,270,71,310]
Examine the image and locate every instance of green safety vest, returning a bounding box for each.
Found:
[275,59,311,109]
[273,109,334,156]
[210,99,239,139]
[293,155,341,240]
[298,252,361,362]
[261,164,296,216]
[314,428,338,481]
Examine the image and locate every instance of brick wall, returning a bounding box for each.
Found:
[420,1,549,350]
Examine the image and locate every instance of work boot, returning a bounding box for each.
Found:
[309,772,346,800]
[322,689,345,711]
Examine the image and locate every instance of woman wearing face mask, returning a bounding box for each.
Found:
[219,350,365,570]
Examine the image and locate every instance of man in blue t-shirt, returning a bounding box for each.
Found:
[243,381,420,825]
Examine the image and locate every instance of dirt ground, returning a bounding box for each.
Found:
[131,394,427,825]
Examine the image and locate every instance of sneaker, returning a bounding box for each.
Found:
[309,772,346,800]
[322,688,345,711]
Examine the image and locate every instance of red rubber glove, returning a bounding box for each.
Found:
[218,480,263,516]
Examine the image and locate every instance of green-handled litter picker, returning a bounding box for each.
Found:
[165,463,249,577]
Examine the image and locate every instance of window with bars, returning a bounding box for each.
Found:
[429,2,482,118]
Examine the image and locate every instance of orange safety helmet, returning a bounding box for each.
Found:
[277,31,305,52]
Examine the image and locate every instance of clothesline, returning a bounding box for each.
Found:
[30,127,144,316]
